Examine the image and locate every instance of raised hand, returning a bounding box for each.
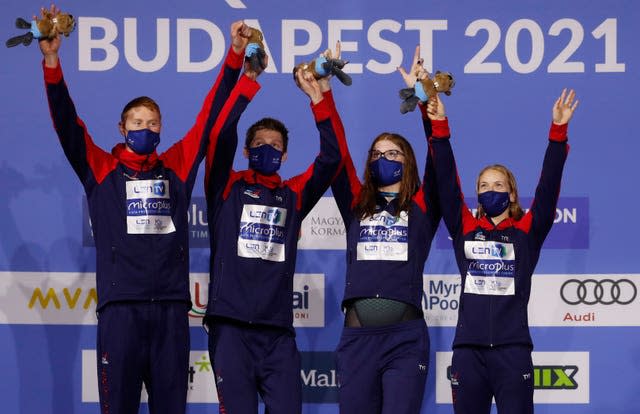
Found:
[426,95,446,121]
[295,68,323,105]
[38,5,62,66]
[552,89,579,125]
[231,21,251,54]
[397,45,428,88]
[317,41,342,93]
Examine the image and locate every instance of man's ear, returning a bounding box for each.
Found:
[118,121,126,138]
[243,147,249,159]
[281,152,288,163]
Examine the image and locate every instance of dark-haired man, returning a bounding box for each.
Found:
[203,40,348,413]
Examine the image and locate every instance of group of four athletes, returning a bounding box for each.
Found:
[35,4,578,414]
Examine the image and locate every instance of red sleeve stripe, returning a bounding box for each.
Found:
[43,60,63,84]
[320,92,361,207]
[431,119,451,139]
[549,122,568,142]
[413,187,427,213]
[204,75,260,189]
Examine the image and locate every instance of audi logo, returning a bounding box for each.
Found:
[560,279,637,305]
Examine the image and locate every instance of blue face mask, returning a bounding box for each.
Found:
[125,128,160,155]
[478,191,510,217]
[370,158,403,186]
[248,145,282,175]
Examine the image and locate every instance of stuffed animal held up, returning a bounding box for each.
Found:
[293,52,352,86]
[6,10,75,48]
[244,27,267,73]
[399,71,455,114]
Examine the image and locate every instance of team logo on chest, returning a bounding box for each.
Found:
[463,240,515,295]
[356,211,409,261]
[125,179,176,234]
[238,204,288,262]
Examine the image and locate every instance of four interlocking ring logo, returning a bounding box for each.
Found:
[560,279,637,305]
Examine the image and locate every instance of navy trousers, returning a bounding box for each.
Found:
[96,301,190,414]
[207,319,302,414]
[450,345,534,414]
[335,318,430,414]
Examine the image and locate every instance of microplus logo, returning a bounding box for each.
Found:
[84,197,210,247]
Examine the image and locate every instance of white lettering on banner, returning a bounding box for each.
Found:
[78,17,119,71]
[299,197,346,250]
[82,350,220,403]
[76,17,624,73]
[435,352,590,404]
[176,19,225,72]
[328,20,363,72]
[301,369,338,387]
[422,275,461,327]
[282,20,323,74]
[123,18,170,72]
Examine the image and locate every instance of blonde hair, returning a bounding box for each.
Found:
[475,164,524,220]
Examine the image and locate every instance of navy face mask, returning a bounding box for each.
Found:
[478,191,510,217]
[125,128,160,155]
[248,144,283,175]
[370,158,403,186]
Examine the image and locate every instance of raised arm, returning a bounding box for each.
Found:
[40,5,116,189]
[287,45,348,218]
[399,46,441,221]
[526,89,578,246]
[428,95,475,242]
[204,23,265,202]
[161,21,250,189]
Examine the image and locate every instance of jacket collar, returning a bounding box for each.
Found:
[112,143,159,172]
[240,169,282,189]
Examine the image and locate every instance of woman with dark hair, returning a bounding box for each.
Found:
[330,47,440,414]
[427,88,578,414]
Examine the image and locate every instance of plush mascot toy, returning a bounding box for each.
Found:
[399,71,455,113]
[293,50,352,86]
[244,27,267,72]
[6,10,75,48]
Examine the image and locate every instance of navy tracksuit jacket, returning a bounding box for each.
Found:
[429,119,569,348]
[204,84,347,330]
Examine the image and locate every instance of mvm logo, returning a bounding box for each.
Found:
[28,288,97,310]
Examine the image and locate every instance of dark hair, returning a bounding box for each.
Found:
[120,96,161,123]
[245,117,289,152]
[355,132,420,218]
[475,164,524,220]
